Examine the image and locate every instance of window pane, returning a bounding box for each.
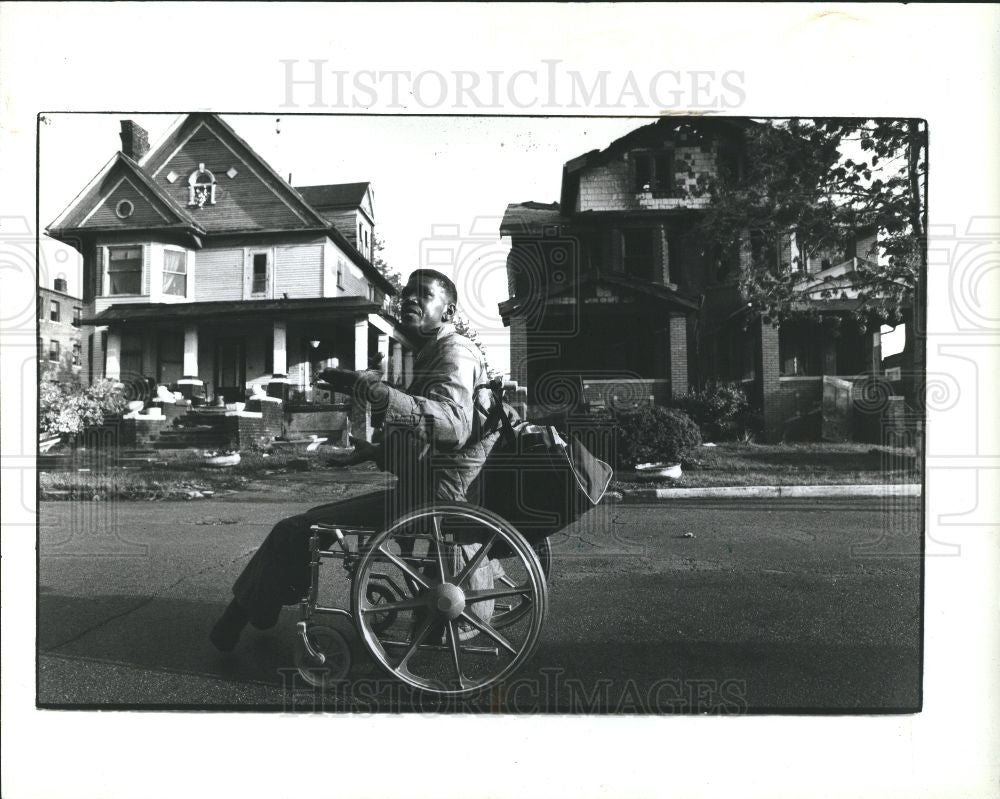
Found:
[252,253,268,294]
[50,300,60,322]
[163,271,187,296]
[49,340,59,361]
[111,271,141,294]
[164,250,187,274]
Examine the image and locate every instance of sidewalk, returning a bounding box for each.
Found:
[615,483,922,502]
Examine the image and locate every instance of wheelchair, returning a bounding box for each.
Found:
[293,502,552,699]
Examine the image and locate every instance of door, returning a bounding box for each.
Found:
[214,337,246,403]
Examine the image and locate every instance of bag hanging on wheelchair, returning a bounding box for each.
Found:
[475,382,613,545]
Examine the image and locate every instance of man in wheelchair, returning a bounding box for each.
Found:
[210,269,516,652]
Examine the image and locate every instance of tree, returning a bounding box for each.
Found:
[372,234,403,318]
[696,118,927,327]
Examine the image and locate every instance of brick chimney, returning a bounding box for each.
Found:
[119,120,150,161]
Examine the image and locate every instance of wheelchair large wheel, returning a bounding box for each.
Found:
[350,503,547,698]
[492,536,551,629]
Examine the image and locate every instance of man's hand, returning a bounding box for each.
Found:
[316,367,360,393]
[326,438,382,467]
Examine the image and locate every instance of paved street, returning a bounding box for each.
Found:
[37,491,922,713]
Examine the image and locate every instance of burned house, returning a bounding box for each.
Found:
[499,118,914,442]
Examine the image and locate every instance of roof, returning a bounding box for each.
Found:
[498,270,700,320]
[47,152,206,240]
[296,182,371,209]
[499,202,568,235]
[81,296,380,326]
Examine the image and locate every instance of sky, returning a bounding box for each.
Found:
[39,113,647,374]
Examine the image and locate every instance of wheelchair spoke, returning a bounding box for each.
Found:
[376,545,433,590]
[445,620,466,690]
[453,530,499,587]
[431,515,449,583]
[394,612,435,670]
[456,609,517,656]
[360,595,428,614]
[463,584,535,604]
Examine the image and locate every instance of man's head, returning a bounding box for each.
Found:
[399,269,457,336]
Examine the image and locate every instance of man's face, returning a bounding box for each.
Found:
[399,275,455,336]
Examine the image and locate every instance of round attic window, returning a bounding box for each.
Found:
[116,199,135,219]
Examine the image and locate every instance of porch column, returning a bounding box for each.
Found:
[353,318,368,370]
[351,318,372,441]
[667,313,688,398]
[272,321,287,376]
[376,333,390,380]
[757,319,782,443]
[141,332,156,378]
[403,350,414,387]
[177,323,205,399]
[390,339,403,386]
[105,329,122,381]
[182,324,199,377]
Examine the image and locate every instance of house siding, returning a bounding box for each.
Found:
[275,243,323,298]
[577,144,717,213]
[85,179,170,229]
[151,120,309,232]
[195,247,244,302]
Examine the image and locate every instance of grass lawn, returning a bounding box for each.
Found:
[39,440,920,501]
[612,442,921,490]
[38,447,388,501]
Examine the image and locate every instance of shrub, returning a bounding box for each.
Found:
[671,382,749,441]
[613,406,702,469]
[39,377,127,436]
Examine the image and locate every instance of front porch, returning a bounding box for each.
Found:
[83,297,416,443]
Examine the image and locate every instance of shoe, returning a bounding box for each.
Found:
[209,599,249,652]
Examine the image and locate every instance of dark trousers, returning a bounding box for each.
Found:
[232,488,401,627]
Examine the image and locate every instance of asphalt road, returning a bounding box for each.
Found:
[37,491,922,713]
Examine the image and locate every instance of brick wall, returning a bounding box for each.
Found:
[757,320,783,442]
[668,313,688,397]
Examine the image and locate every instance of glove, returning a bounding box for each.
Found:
[316,367,360,393]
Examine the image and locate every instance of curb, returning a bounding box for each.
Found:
[618,484,922,501]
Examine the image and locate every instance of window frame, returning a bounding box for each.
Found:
[245,248,273,299]
[50,300,60,322]
[106,245,144,296]
[48,339,60,363]
[162,247,189,298]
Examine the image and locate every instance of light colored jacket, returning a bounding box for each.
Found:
[378,324,510,503]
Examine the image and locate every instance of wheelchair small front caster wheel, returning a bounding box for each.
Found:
[295,623,351,688]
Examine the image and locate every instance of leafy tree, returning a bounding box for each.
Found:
[372,234,403,318]
[697,118,926,327]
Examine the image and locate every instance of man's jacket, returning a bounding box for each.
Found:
[377,323,511,504]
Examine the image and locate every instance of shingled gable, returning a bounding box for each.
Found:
[297,182,373,220]
[47,152,205,242]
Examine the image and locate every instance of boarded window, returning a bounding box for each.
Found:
[108,246,142,295]
[163,250,187,296]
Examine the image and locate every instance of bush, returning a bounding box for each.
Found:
[671,382,750,441]
[613,406,702,469]
[40,377,127,436]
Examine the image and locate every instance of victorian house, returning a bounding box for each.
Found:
[46,114,415,442]
[499,118,912,442]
